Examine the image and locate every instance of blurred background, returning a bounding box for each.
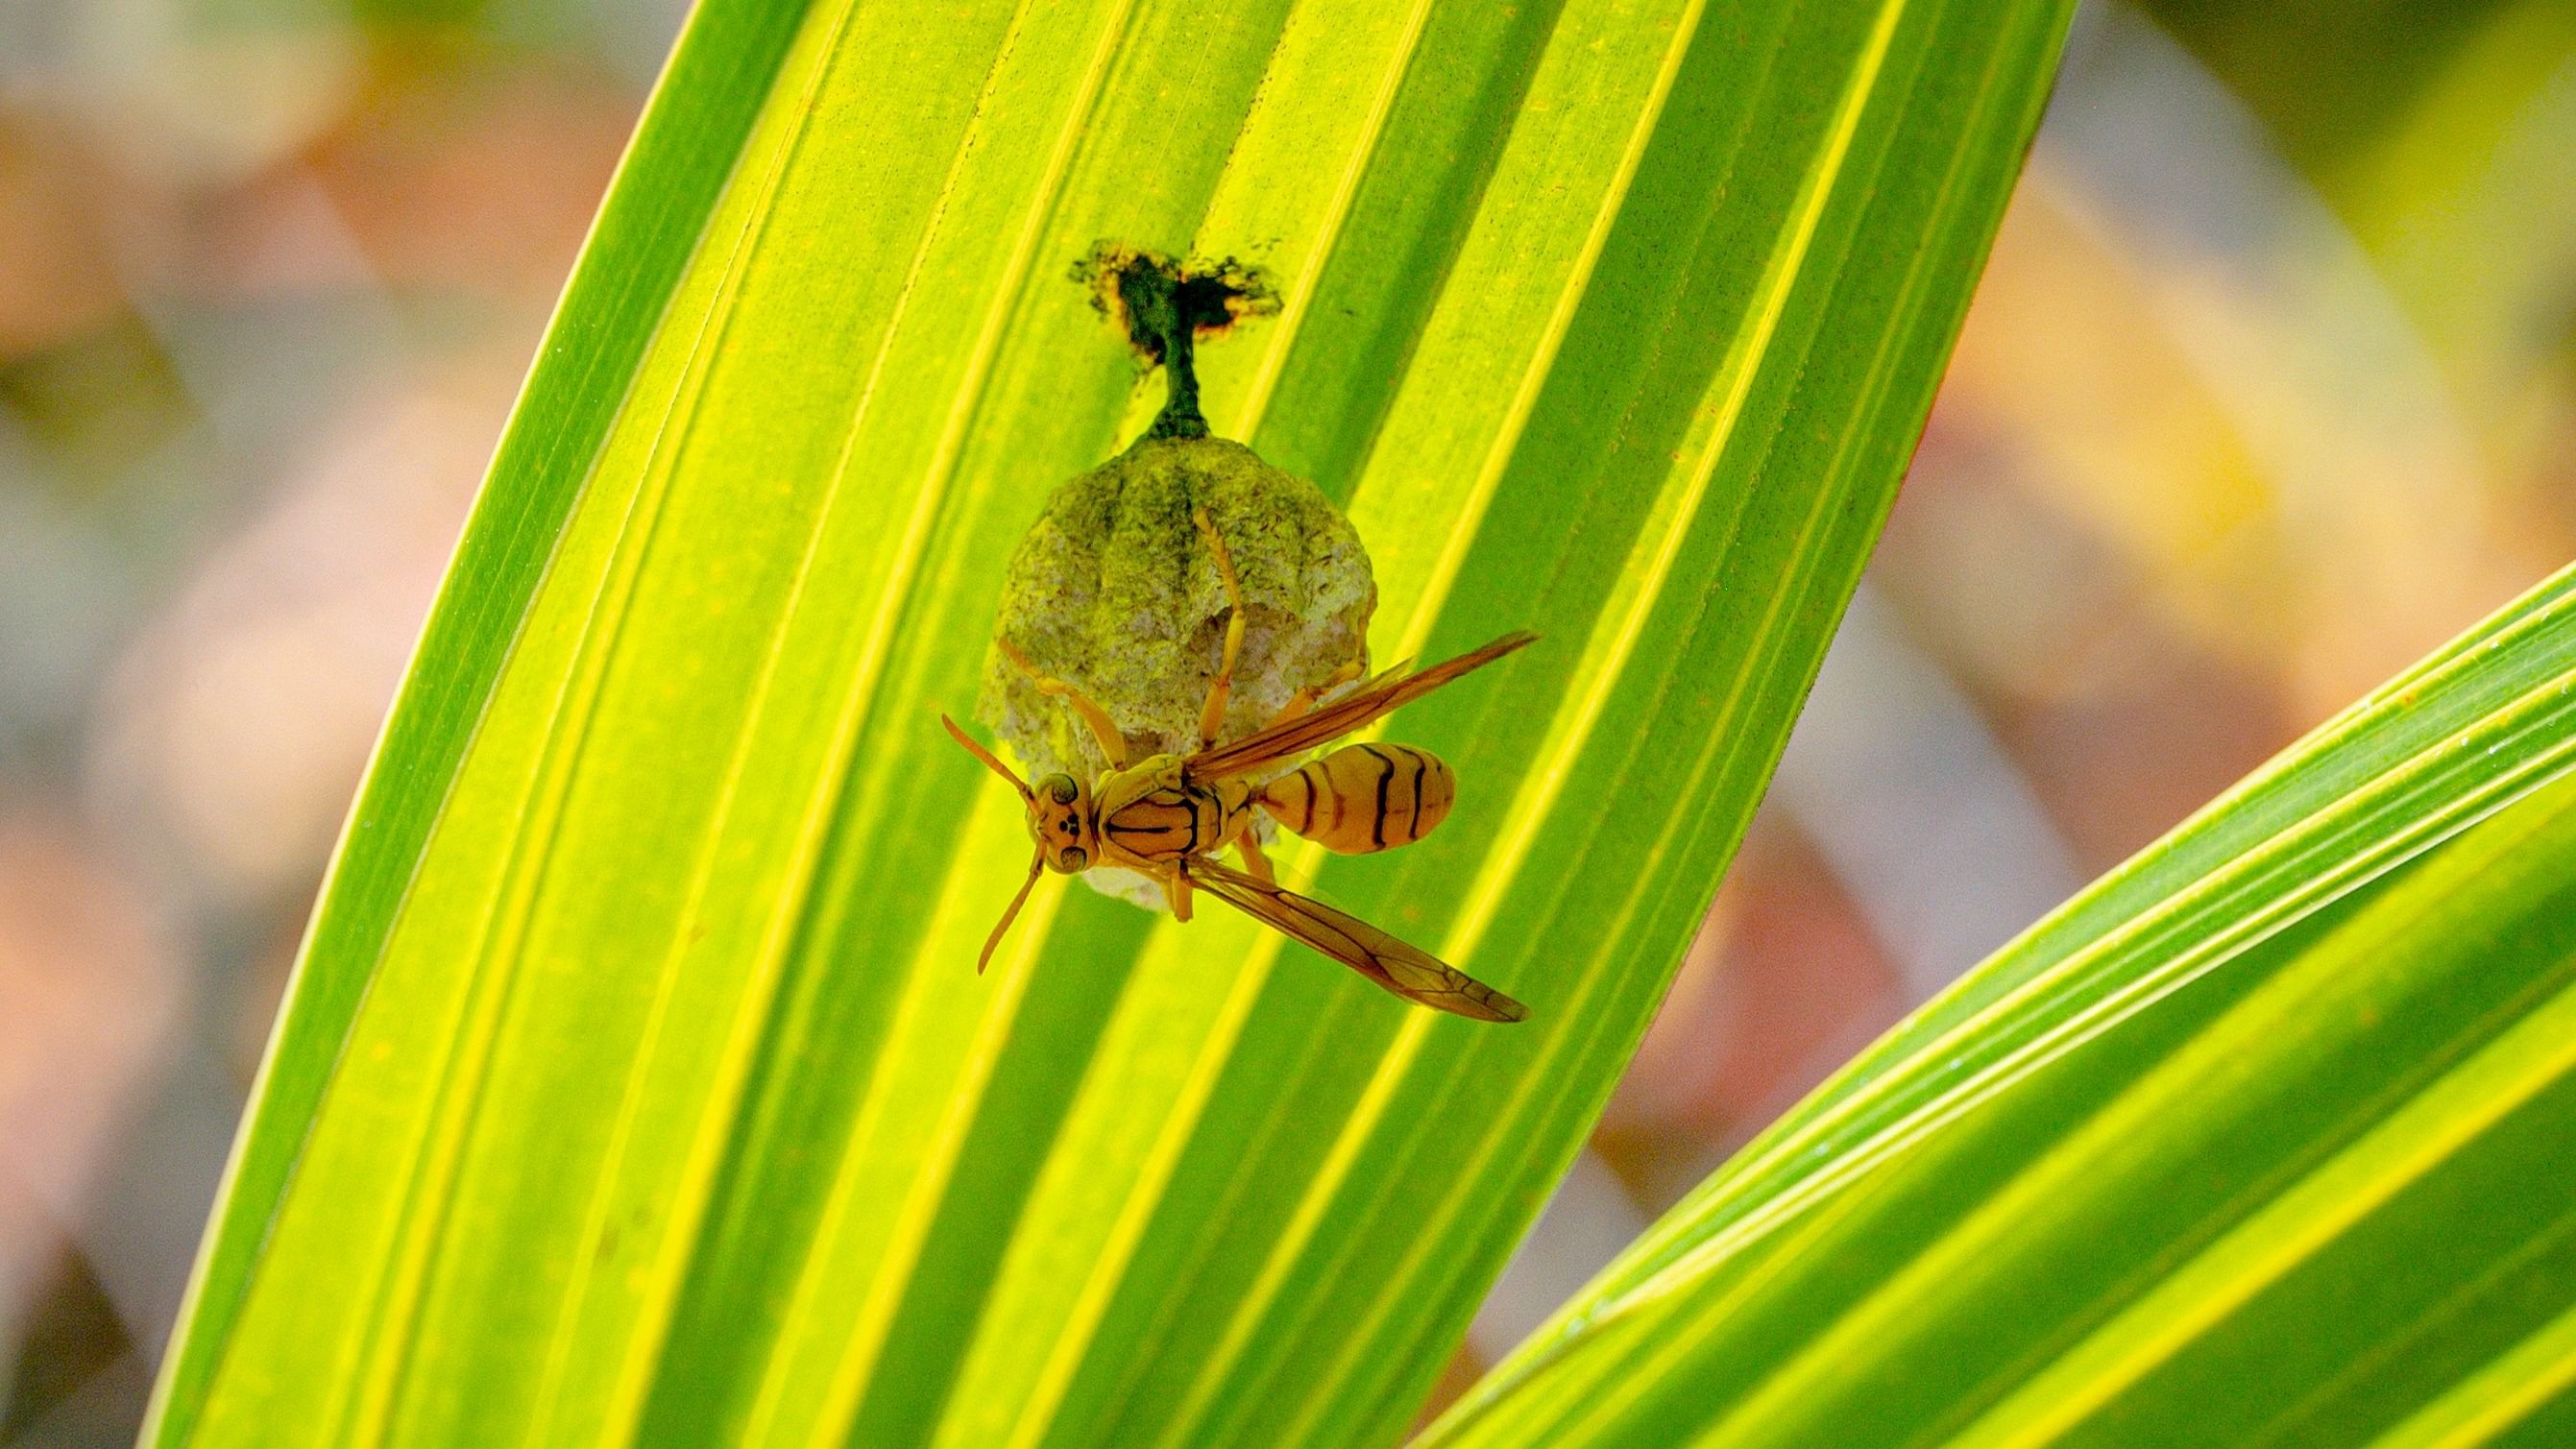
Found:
[0,0,2569,1439]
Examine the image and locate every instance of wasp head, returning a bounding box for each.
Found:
[1028,772,1095,873]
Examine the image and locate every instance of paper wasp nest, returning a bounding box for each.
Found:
[975,245,1376,906]
[977,433,1375,906]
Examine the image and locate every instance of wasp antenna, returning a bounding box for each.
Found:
[978,850,1046,975]
[942,713,1033,804]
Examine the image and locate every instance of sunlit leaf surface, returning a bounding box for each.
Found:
[145,0,2074,1443]
[1434,563,2576,1445]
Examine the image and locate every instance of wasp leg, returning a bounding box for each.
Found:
[1193,507,1250,752]
[1261,656,1367,730]
[1236,832,1276,885]
[999,638,1128,770]
[1164,867,1195,923]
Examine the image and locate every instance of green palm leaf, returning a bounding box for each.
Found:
[144,0,2075,1444]
[1429,563,2576,1443]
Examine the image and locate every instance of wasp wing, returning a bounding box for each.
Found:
[1184,631,1536,785]
[1186,856,1526,1022]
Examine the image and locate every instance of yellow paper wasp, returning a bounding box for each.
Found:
[943,511,1533,1022]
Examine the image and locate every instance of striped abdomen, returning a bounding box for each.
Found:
[1258,743,1455,855]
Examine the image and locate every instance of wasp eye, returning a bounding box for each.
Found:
[1051,777,1079,805]
[1058,847,1088,872]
